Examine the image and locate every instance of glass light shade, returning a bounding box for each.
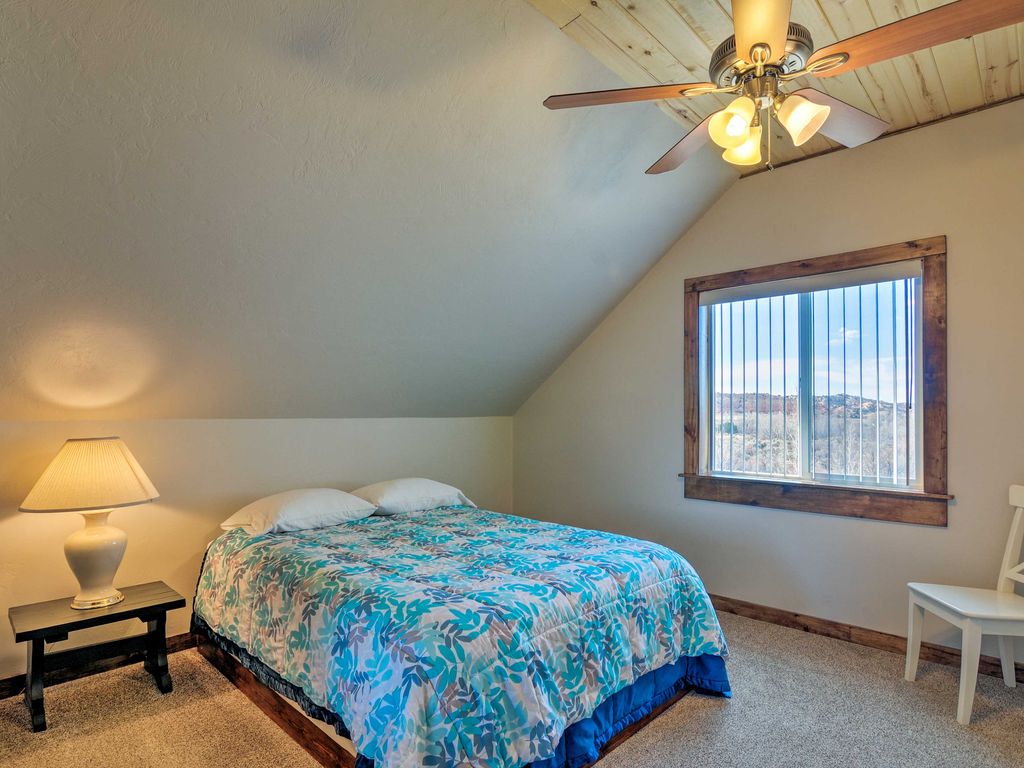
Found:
[20,437,159,513]
[722,123,763,166]
[733,0,793,64]
[708,97,757,149]
[776,94,831,147]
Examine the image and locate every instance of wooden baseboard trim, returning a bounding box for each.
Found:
[0,631,195,700]
[711,593,1024,684]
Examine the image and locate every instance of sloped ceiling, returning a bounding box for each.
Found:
[0,0,737,419]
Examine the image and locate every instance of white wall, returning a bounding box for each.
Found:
[0,417,512,678]
[514,99,1024,654]
[0,0,734,420]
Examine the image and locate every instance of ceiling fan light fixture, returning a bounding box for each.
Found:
[722,122,762,166]
[732,0,793,66]
[708,96,757,149]
[776,94,831,147]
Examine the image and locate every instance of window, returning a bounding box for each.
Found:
[682,238,950,525]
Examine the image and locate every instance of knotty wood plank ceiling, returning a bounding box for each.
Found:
[528,0,1023,171]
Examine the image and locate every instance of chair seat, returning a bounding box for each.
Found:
[908,582,1024,620]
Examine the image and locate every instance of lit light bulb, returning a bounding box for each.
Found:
[776,94,831,147]
[725,113,748,138]
[709,97,757,149]
[722,123,763,166]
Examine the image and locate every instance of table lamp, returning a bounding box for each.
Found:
[19,437,159,610]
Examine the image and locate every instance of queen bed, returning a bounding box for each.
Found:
[191,504,730,767]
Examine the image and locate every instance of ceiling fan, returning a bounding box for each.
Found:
[544,0,1024,174]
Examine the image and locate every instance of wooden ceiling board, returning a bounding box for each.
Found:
[559,12,701,128]
[665,0,734,45]
[818,1,920,128]
[1019,23,1024,99]
[527,0,1024,173]
[562,0,734,117]
[973,26,1022,103]
[863,0,951,121]
[789,1,880,116]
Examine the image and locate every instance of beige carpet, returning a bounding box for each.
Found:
[2,612,1023,767]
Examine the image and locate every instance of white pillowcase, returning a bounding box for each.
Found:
[350,478,475,515]
[220,488,377,535]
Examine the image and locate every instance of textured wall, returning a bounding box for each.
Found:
[0,417,512,678]
[0,0,735,419]
[514,99,1024,655]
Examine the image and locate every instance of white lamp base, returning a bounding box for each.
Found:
[64,510,127,610]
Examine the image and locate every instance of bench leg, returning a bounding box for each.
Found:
[905,598,924,682]
[957,622,982,725]
[25,638,46,732]
[998,636,1016,688]
[144,614,172,694]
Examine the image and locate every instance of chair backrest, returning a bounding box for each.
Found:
[997,485,1024,592]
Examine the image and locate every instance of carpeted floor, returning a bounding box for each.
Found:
[2,612,1023,767]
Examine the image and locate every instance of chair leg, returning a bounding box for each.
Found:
[957,622,982,725]
[905,598,925,682]
[997,636,1017,688]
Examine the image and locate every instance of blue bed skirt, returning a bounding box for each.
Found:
[191,614,730,768]
[527,652,730,768]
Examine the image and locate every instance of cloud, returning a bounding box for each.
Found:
[829,326,860,345]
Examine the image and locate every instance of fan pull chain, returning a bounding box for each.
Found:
[765,108,775,172]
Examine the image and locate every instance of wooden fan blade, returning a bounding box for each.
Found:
[808,0,1024,77]
[733,0,794,64]
[646,115,714,175]
[544,82,716,110]
[791,89,888,147]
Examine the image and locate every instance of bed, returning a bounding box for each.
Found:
[191,505,730,767]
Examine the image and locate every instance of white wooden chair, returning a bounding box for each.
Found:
[905,485,1024,724]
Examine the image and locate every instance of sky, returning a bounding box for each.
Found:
[709,278,918,405]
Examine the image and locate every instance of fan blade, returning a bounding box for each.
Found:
[646,115,714,175]
[544,82,716,110]
[791,88,888,147]
[808,0,1024,77]
[733,0,794,64]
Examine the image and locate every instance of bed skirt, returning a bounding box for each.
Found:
[191,614,730,768]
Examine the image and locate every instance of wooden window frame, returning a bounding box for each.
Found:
[681,237,950,526]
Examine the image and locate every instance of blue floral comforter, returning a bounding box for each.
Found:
[193,506,728,768]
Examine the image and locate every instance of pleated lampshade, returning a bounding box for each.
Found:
[19,437,159,513]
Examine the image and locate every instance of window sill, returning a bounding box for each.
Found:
[678,473,952,526]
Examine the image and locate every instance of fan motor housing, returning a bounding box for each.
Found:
[709,23,814,87]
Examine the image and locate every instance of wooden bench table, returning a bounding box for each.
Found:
[7,581,186,732]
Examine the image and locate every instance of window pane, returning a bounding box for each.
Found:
[809,278,919,487]
[710,295,800,477]
[707,276,920,489]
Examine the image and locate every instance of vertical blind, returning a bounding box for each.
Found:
[702,261,922,488]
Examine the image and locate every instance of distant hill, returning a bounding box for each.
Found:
[713,392,908,418]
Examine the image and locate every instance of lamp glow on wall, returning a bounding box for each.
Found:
[19,437,159,610]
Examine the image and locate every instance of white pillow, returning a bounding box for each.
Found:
[350,478,476,515]
[220,488,376,535]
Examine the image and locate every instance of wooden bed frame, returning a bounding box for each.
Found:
[196,633,692,768]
